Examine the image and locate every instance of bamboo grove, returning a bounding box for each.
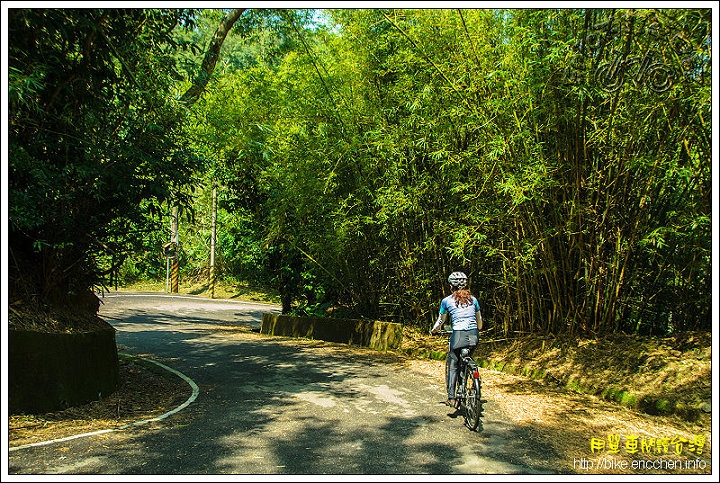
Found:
[8,8,712,338]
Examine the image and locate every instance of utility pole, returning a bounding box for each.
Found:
[210,184,217,298]
[171,205,179,293]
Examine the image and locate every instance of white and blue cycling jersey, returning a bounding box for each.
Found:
[436,294,480,331]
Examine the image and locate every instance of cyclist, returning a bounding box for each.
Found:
[431,271,483,407]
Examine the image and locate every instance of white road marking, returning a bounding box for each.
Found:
[9,356,200,452]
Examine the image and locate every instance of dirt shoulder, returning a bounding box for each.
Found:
[402,326,713,474]
[8,352,191,448]
[401,328,712,421]
[409,356,712,475]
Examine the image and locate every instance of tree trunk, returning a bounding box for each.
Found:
[180,9,246,106]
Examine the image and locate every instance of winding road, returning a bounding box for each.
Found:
[7,292,558,475]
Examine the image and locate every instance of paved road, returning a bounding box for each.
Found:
[7,293,559,476]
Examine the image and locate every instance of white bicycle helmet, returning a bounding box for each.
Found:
[448,271,468,289]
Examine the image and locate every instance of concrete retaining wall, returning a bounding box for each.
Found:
[261,313,403,351]
[9,325,120,414]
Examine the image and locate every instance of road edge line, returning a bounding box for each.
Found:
[9,356,199,452]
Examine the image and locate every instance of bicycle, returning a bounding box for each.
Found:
[436,330,485,431]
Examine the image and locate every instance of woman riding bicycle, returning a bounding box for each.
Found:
[431,271,483,407]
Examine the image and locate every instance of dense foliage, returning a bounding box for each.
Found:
[8,8,203,307]
[8,8,711,337]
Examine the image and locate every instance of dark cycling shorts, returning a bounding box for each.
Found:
[450,328,479,351]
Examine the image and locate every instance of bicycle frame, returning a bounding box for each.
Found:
[454,347,483,429]
[437,330,484,431]
[458,349,480,391]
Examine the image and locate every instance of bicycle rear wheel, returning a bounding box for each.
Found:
[463,362,482,431]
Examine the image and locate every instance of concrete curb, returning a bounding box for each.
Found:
[261,313,403,351]
[9,355,199,452]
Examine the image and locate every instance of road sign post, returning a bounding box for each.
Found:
[163,241,178,293]
[171,259,179,293]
